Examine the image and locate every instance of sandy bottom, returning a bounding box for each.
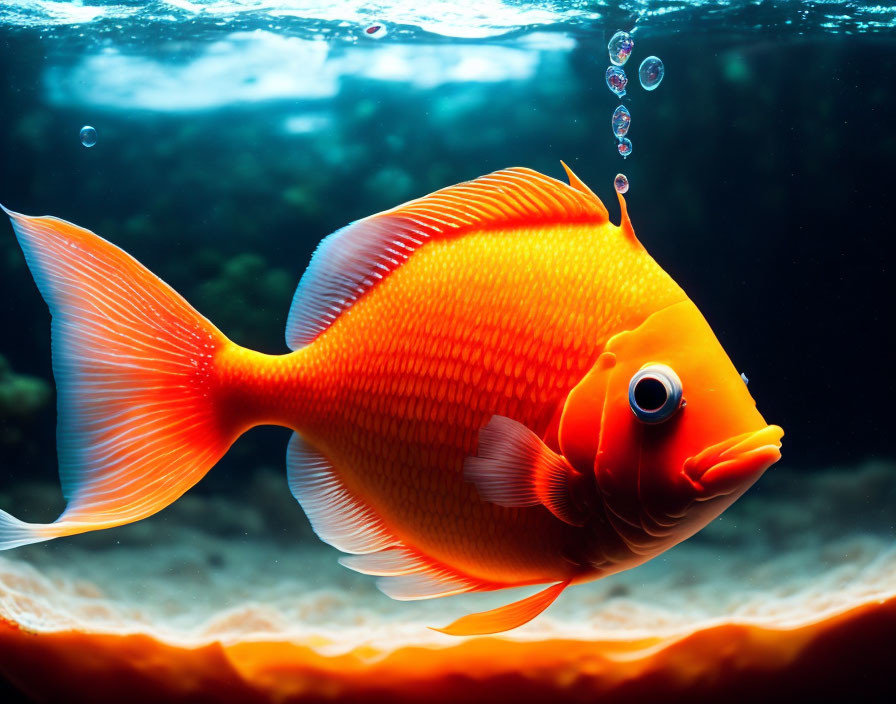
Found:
[0,462,894,702]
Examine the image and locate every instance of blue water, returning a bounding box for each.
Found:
[0,0,893,670]
[0,2,892,115]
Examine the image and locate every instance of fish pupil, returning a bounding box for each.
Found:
[634,377,668,412]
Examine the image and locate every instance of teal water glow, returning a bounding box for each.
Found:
[2,2,892,114]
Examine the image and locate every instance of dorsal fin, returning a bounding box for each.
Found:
[616,190,639,246]
[560,161,608,219]
[286,166,609,350]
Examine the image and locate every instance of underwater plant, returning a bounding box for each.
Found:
[0,355,51,421]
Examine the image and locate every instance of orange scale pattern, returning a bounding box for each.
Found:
[218,221,683,585]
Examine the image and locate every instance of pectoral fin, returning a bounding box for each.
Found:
[433,580,570,636]
[463,415,586,526]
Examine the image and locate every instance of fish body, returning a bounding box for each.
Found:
[0,165,782,634]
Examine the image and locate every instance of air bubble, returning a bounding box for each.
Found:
[617,138,632,159]
[614,173,629,194]
[363,21,388,39]
[607,31,634,67]
[605,66,628,98]
[79,125,97,148]
[611,105,631,140]
[638,56,665,91]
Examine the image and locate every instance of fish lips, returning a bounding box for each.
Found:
[682,424,784,500]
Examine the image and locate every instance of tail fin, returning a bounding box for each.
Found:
[0,208,237,549]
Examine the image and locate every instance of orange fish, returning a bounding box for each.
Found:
[0,164,782,635]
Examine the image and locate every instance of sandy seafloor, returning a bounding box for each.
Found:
[0,461,894,702]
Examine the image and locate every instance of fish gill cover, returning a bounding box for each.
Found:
[0,0,894,702]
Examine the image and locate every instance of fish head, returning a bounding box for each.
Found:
[560,299,782,543]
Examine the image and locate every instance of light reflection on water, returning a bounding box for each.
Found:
[1,1,894,40]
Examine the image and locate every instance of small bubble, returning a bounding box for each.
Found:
[614,173,629,194]
[607,30,634,66]
[363,21,387,39]
[605,66,628,98]
[639,56,665,91]
[611,105,631,139]
[617,138,632,159]
[79,125,97,148]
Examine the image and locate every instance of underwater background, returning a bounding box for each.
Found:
[0,1,894,702]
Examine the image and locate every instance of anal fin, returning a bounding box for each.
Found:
[433,579,570,636]
[288,433,484,599]
[287,433,398,554]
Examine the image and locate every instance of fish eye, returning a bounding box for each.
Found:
[628,364,683,424]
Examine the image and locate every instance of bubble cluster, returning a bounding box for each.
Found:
[603,29,666,170]
[605,67,628,98]
[607,31,634,66]
[639,56,665,91]
[614,173,629,194]
[79,125,97,148]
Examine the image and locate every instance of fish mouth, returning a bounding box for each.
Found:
[682,425,784,500]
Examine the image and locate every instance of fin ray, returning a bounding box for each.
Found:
[0,209,236,549]
[378,570,479,601]
[288,435,485,599]
[338,548,428,576]
[340,547,482,600]
[464,415,586,527]
[287,433,398,554]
